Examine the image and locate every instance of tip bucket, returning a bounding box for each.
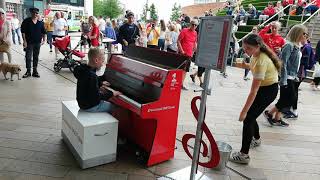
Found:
[212,141,232,170]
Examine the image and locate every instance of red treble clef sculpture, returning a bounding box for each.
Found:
[182,96,220,168]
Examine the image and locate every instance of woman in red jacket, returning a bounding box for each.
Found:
[88,16,100,47]
[258,21,285,55]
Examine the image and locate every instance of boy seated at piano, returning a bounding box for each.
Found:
[73,47,122,112]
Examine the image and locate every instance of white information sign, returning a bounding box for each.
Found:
[195,16,233,71]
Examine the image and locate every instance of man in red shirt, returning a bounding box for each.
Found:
[259,21,285,55]
[177,19,198,90]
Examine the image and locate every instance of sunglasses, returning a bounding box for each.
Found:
[191,24,197,26]
[303,32,309,37]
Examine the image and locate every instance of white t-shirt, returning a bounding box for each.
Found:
[99,19,106,32]
[176,23,182,32]
[11,18,20,30]
[53,18,68,36]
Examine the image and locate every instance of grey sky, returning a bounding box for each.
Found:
[119,0,194,21]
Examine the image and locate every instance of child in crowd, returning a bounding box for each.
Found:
[73,48,121,112]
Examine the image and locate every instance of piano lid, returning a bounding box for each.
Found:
[124,46,189,70]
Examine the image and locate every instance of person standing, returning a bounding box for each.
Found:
[0,8,12,63]
[259,21,285,55]
[118,12,139,51]
[88,16,100,47]
[177,19,198,90]
[98,16,106,35]
[230,34,281,164]
[147,19,160,49]
[11,13,21,45]
[52,12,68,59]
[158,20,166,50]
[21,8,46,78]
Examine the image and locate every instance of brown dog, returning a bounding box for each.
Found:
[0,62,22,81]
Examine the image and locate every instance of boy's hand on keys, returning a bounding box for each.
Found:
[102,81,110,86]
[113,91,122,97]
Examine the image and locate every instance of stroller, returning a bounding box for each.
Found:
[53,36,85,72]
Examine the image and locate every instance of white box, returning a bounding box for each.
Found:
[61,100,118,169]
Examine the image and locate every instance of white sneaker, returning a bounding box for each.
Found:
[250,138,261,149]
[229,152,250,164]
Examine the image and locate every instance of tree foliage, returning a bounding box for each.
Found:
[141,2,148,22]
[170,3,181,22]
[93,0,123,19]
[149,3,158,20]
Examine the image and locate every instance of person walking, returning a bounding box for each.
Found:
[177,19,198,90]
[21,8,46,78]
[230,33,281,164]
[11,13,21,45]
[0,8,12,63]
[52,12,68,59]
[44,16,54,52]
[264,24,309,126]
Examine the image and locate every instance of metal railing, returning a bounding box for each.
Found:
[302,7,320,39]
[237,4,292,43]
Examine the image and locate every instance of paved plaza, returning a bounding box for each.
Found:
[0,38,320,180]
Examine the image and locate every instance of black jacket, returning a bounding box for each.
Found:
[73,64,113,110]
[118,23,139,45]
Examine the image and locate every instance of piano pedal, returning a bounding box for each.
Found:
[135,150,148,165]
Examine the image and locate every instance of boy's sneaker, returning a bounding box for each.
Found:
[272,119,289,127]
[250,138,261,149]
[264,110,274,126]
[283,111,298,119]
[229,152,250,164]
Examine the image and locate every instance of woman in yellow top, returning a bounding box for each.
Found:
[44,17,54,52]
[230,33,281,164]
[147,22,160,49]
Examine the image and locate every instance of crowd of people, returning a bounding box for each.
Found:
[225,0,320,26]
[1,2,320,168]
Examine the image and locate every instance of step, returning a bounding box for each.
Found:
[237,25,255,32]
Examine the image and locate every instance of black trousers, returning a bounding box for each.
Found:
[275,79,296,111]
[292,81,302,110]
[25,43,41,71]
[241,83,278,154]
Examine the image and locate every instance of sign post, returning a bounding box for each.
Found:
[189,16,233,180]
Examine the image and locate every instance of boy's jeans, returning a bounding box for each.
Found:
[84,101,114,113]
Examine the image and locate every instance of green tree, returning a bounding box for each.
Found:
[170,3,181,22]
[149,3,158,20]
[141,2,149,22]
[93,0,123,19]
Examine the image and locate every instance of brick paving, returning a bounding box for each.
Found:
[0,37,320,180]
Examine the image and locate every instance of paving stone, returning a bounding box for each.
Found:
[3,160,71,178]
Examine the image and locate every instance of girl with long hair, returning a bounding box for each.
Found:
[158,20,166,50]
[230,33,281,164]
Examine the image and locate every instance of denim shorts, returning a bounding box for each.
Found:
[84,101,114,113]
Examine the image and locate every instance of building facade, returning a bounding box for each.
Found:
[3,0,92,20]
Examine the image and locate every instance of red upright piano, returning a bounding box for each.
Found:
[104,46,188,166]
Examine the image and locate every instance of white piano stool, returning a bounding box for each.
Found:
[61,100,118,169]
